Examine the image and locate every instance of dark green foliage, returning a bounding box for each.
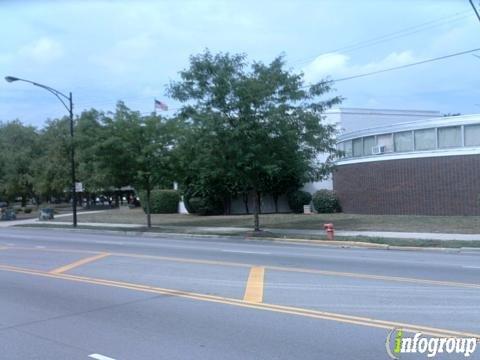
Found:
[182,192,195,214]
[0,121,39,206]
[287,190,312,213]
[24,208,32,214]
[187,196,223,216]
[140,190,180,214]
[168,50,341,229]
[312,189,340,213]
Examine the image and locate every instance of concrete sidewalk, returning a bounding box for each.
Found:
[7,217,480,241]
[0,210,106,228]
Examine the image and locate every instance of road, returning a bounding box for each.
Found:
[0,227,479,359]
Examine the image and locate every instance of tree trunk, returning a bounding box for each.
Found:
[21,195,26,208]
[257,191,262,214]
[243,192,249,214]
[114,193,119,208]
[146,187,152,228]
[253,190,260,232]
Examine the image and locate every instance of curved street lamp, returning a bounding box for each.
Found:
[5,76,78,227]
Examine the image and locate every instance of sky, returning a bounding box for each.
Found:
[1,0,480,127]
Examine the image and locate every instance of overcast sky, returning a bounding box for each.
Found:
[1,0,480,127]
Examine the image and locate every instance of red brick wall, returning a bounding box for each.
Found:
[333,154,480,215]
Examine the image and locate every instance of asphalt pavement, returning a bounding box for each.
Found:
[0,227,479,359]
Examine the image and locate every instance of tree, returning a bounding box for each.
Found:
[75,109,109,205]
[168,50,341,231]
[172,113,241,215]
[98,102,177,228]
[33,118,72,203]
[0,121,40,206]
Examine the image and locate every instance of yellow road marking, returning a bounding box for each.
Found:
[0,263,477,339]
[243,266,265,303]
[12,245,480,290]
[49,253,110,274]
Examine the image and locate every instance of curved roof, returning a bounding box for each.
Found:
[337,114,480,142]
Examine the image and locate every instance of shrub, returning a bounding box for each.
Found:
[182,192,195,214]
[287,190,312,213]
[24,208,32,214]
[140,190,180,214]
[312,189,340,213]
[187,196,223,216]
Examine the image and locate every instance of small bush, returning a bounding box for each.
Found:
[140,190,180,214]
[312,189,340,213]
[187,196,223,216]
[287,190,312,213]
[24,208,32,214]
[14,208,22,214]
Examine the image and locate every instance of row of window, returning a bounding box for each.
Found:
[338,124,480,158]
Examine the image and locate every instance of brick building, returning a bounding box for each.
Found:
[334,114,480,215]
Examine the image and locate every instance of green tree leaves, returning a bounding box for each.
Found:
[168,50,342,230]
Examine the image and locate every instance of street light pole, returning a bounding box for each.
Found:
[68,91,78,227]
[5,76,78,227]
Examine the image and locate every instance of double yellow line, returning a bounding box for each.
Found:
[0,263,478,340]
[4,245,480,289]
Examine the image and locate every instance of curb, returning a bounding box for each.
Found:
[9,224,480,253]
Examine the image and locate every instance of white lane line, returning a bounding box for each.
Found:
[88,354,116,360]
[462,266,480,269]
[221,250,271,255]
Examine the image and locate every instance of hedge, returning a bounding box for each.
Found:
[140,189,180,214]
[287,190,312,213]
[312,189,340,213]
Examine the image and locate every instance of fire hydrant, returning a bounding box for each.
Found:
[323,223,334,241]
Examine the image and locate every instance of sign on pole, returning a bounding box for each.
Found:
[75,182,83,192]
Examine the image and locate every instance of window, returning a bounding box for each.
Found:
[464,124,480,147]
[438,126,461,148]
[414,128,436,151]
[376,133,393,152]
[363,136,375,156]
[353,138,363,157]
[394,131,413,152]
[343,140,353,157]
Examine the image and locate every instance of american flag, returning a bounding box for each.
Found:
[154,99,168,111]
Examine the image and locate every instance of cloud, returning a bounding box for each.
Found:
[18,37,64,64]
[89,34,156,73]
[303,50,416,82]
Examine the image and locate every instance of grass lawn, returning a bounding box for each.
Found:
[52,207,480,234]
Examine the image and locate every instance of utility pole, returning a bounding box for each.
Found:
[470,0,480,24]
[69,92,78,227]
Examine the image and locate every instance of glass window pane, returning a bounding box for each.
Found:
[363,136,375,156]
[464,125,480,146]
[414,128,436,150]
[344,140,353,157]
[438,126,461,148]
[376,133,393,152]
[353,138,363,157]
[394,131,413,152]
